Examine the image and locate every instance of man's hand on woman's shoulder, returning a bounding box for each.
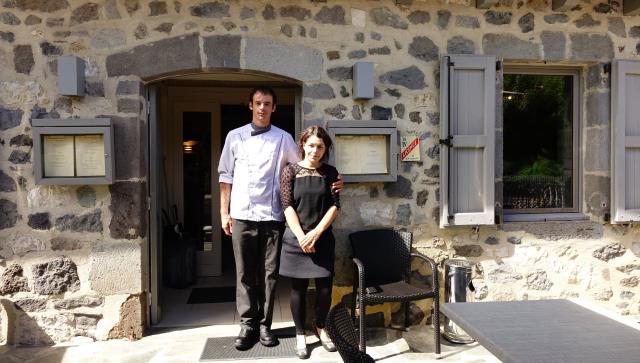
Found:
[331,174,344,194]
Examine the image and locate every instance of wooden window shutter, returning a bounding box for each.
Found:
[439,55,496,227]
[611,60,640,223]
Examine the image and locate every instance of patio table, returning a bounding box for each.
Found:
[441,299,640,363]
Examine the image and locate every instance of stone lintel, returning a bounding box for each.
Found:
[624,0,640,15]
[476,0,499,9]
[552,0,580,11]
[106,34,201,79]
[244,37,323,82]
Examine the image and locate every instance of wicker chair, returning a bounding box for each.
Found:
[325,302,375,363]
[349,229,440,356]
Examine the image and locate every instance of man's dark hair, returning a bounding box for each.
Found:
[249,87,277,105]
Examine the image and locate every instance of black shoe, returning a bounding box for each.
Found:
[296,346,310,359]
[259,326,279,347]
[234,327,257,350]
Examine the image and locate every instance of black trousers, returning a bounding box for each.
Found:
[231,219,284,330]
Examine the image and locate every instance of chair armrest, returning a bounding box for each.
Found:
[352,257,366,289]
[410,252,439,292]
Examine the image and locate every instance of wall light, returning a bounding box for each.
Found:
[183,140,198,154]
[57,56,85,96]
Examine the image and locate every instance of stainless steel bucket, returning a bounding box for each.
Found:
[443,259,476,343]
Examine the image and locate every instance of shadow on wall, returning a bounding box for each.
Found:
[1,298,55,346]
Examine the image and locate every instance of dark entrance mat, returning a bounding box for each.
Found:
[199,327,297,361]
[187,286,236,304]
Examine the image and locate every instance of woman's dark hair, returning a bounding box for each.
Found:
[298,125,333,161]
[249,87,277,105]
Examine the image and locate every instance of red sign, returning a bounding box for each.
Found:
[401,137,419,161]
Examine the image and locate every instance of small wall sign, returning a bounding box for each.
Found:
[401,133,421,162]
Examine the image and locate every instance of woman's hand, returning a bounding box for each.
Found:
[299,228,322,253]
[296,233,312,253]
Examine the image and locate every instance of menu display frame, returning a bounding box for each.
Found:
[326,120,398,182]
[32,118,115,185]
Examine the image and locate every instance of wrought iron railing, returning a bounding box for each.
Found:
[503,175,571,209]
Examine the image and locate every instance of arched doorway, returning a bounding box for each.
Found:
[147,72,302,327]
[105,33,324,328]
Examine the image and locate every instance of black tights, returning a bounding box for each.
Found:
[289,277,333,335]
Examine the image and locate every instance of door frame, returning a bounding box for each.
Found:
[147,84,162,325]
[147,83,300,327]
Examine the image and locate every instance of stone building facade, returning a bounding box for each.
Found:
[0,0,639,345]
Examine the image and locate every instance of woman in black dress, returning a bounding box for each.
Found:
[279,125,340,359]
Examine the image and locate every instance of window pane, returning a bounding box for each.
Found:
[503,74,574,210]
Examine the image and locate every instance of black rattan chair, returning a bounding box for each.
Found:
[326,302,375,363]
[349,229,440,356]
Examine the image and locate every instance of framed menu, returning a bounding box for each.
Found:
[336,135,388,175]
[43,135,75,177]
[327,120,397,183]
[32,118,114,185]
[75,135,106,177]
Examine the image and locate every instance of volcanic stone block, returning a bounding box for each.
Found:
[483,34,540,59]
[314,6,346,25]
[90,243,141,294]
[541,31,566,61]
[109,181,146,239]
[32,257,80,295]
[0,264,30,295]
[570,33,613,61]
[203,35,240,69]
[0,199,18,229]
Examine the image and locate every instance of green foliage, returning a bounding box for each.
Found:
[503,73,573,177]
[503,74,569,135]
[517,156,564,177]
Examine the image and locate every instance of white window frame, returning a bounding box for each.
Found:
[502,66,583,219]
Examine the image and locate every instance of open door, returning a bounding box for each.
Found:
[148,84,162,325]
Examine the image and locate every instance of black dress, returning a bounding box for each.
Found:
[279,163,340,279]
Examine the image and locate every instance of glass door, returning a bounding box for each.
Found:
[173,103,221,277]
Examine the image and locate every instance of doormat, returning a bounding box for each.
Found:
[200,327,298,361]
[188,286,236,304]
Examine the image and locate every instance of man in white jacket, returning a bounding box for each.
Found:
[218,87,297,350]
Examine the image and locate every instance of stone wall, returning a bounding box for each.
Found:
[0,0,639,344]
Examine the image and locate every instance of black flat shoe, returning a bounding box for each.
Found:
[234,327,257,350]
[259,326,279,347]
[314,328,337,352]
[295,346,310,359]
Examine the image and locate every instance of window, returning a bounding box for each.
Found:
[440,56,640,227]
[502,68,580,214]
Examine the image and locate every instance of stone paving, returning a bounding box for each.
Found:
[0,322,499,363]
